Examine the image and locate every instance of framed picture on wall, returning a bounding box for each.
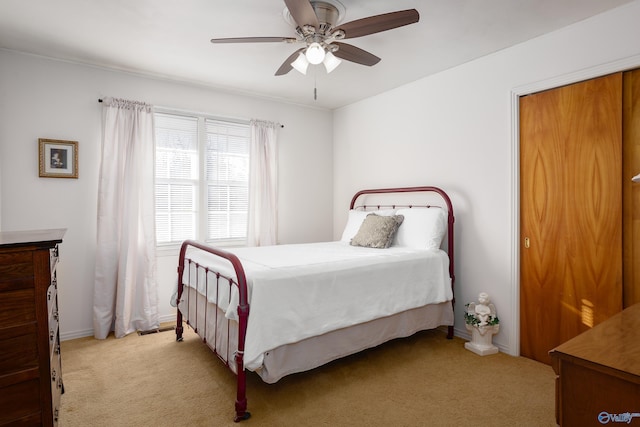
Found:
[38,138,78,178]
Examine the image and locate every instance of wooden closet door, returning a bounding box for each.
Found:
[520,73,623,365]
[623,68,640,308]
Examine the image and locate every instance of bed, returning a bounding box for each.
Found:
[174,186,456,422]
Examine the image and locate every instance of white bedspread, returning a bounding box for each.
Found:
[181,241,452,370]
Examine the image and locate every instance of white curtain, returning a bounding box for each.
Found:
[247,120,279,246]
[93,97,158,339]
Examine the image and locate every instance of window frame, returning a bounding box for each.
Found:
[154,108,250,253]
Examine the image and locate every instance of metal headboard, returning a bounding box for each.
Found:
[349,186,455,300]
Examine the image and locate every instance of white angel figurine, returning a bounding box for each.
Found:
[465,292,500,355]
[465,292,499,332]
[469,292,496,327]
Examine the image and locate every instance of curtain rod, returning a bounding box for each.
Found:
[98,98,284,128]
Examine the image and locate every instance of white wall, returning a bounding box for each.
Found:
[0,50,333,340]
[332,0,640,355]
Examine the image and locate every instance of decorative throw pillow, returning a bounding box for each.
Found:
[350,213,405,248]
[340,209,396,243]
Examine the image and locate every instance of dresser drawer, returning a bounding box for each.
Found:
[0,378,41,425]
[0,323,38,377]
[0,251,33,292]
[0,288,36,327]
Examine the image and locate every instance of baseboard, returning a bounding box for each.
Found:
[158,313,177,324]
[60,313,177,342]
[60,328,94,341]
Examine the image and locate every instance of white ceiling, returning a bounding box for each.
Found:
[0,0,634,109]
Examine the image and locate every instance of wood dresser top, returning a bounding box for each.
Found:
[550,303,640,379]
[0,228,66,248]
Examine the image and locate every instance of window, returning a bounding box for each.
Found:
[154,111,250,247]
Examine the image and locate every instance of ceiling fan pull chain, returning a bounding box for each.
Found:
[314,75,317,101]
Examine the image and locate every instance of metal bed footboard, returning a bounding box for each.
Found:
[175,240,250,422]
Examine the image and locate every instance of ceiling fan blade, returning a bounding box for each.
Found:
[334,9,419,39]
[284,0,319,28]
[275,48,305,76]
[332,42,380,66]
[211,36,297,44]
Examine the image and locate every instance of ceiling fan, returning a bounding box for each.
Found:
[210,0,420,76]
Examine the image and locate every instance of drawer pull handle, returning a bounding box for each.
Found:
[51,369,57,382]
[54,311,59,321]
[50,330,55,341]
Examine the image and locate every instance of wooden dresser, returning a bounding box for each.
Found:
[0,229,66,426]
[550,303,640,426]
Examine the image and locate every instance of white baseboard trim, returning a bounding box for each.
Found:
[60,329,93,341]
[60,313,178,342]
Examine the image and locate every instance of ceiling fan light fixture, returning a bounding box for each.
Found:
[291,52,309,75]
[305,42,325,65]
[323,51,341,73]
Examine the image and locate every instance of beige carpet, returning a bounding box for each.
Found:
[59,326,556,427]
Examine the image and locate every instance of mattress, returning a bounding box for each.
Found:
[179,241,453,371]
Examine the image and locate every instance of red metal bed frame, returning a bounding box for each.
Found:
[175,186,455,422]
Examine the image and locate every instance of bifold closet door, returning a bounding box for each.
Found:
[520,73,623,365]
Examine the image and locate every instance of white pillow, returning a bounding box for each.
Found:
[393,208,447,249]
[340,209,396,243]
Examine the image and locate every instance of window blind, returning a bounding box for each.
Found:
[205,119,250,241]
[154,112,250,246]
